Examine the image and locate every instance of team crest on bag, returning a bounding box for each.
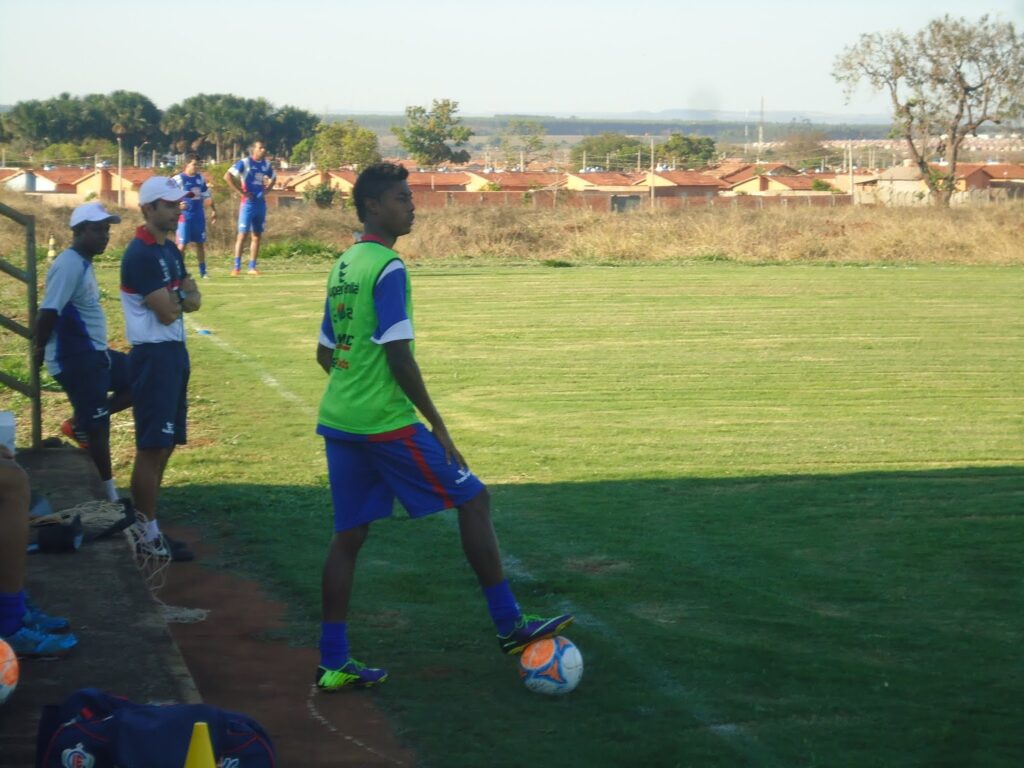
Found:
[61,743,95,768]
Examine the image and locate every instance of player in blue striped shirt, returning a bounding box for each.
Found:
[172,155,217,279]
[224,140,275,276]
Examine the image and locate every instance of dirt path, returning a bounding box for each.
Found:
[159,526,416,767]
[0,445,415,767]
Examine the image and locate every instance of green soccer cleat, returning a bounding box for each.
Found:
[315,658,389,691]
[498,613,575,655]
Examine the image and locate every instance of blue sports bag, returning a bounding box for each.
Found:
[36,687,275,768]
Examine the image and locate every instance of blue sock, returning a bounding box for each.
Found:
[234,257,241,270]
[248,259,257,270]
[319,622,349,669]
[199,263,207,276]
[0,590,26,637]
[483,580,521,635]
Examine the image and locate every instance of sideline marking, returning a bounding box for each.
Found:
[190,318,408,761]
[186,317,316,416]
[305,685,408,766]
[441,508,774,763]
[188,321,771,762]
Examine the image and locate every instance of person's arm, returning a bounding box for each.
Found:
[33,309,58,368]
[316,343,333,374]
[384,340,465,468]
[143,287,182,325]
[179,275,201,313]
[317,297,336,373]
[34,256,78,367]
[224,165,245,197]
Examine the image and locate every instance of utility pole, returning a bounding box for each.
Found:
[113,123,125,209]
[650,135,655,209]
[848,141,855,203]
[757,97,764,164]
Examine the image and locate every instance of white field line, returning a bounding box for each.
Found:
[436,511,774,765]
[189,318,773,764]
[305,685,408,766]
[190,320,408,761]
[186,318,316,417]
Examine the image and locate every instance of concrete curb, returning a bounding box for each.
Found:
[0,447,200,766]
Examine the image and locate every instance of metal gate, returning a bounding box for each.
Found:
[0,201,41,449]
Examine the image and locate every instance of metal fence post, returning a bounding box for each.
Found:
[0,201,41,448]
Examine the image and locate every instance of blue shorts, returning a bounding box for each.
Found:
[238,199,267,234]
[53,350,130,431]
[322,423,487,532]
[176,215,207,246]
[129,342,189,450]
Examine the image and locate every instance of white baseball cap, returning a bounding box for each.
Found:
[69,202,122,228]
[138,175,191,206]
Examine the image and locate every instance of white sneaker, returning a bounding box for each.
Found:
[137,536,171,559]
[127,522,171,559]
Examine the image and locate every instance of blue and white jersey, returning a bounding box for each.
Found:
[172,172,210,219]
[119,226,188,345]
[318,259,413,350]
[228,156,275,201]
[39,248,108,375]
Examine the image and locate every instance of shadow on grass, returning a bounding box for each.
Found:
[160,465,1024,768]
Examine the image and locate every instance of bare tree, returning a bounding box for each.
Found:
[834,15,1024,206]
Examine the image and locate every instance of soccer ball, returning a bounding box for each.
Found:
[518,636,583,695]
[0,638,18,705]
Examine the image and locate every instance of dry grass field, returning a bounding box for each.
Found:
[1,190,1022,267]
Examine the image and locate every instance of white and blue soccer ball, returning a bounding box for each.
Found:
[518,636,583,695]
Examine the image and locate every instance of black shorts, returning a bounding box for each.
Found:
[129,342,190,450]
[54,350,130,432]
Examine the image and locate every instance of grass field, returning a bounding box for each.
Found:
[4,261,1024,767]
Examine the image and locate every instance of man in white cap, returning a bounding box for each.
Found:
[35,201,132,505]
[119,176,202,561]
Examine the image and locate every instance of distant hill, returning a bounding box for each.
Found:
[327,113,894,142]
[563,108,892,125]
[326,107,891,125]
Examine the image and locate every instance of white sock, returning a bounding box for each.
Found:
[145,519,160,541]
[102,479,118,502]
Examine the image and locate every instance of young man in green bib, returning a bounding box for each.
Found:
[314,162,573,690]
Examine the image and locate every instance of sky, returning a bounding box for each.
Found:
[2,0,1022,120]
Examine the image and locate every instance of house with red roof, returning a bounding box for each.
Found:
[3,167,92,193]
[637,170,722,198]
[978,163,1024,189]
[858,161,996,205]
[465,172,564,192]
[326,169,358,195]
[728,174,835,196]
[564,171,646,192]
[405,171,470,192]
[701,163,800,186]
[102,168,157,207]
